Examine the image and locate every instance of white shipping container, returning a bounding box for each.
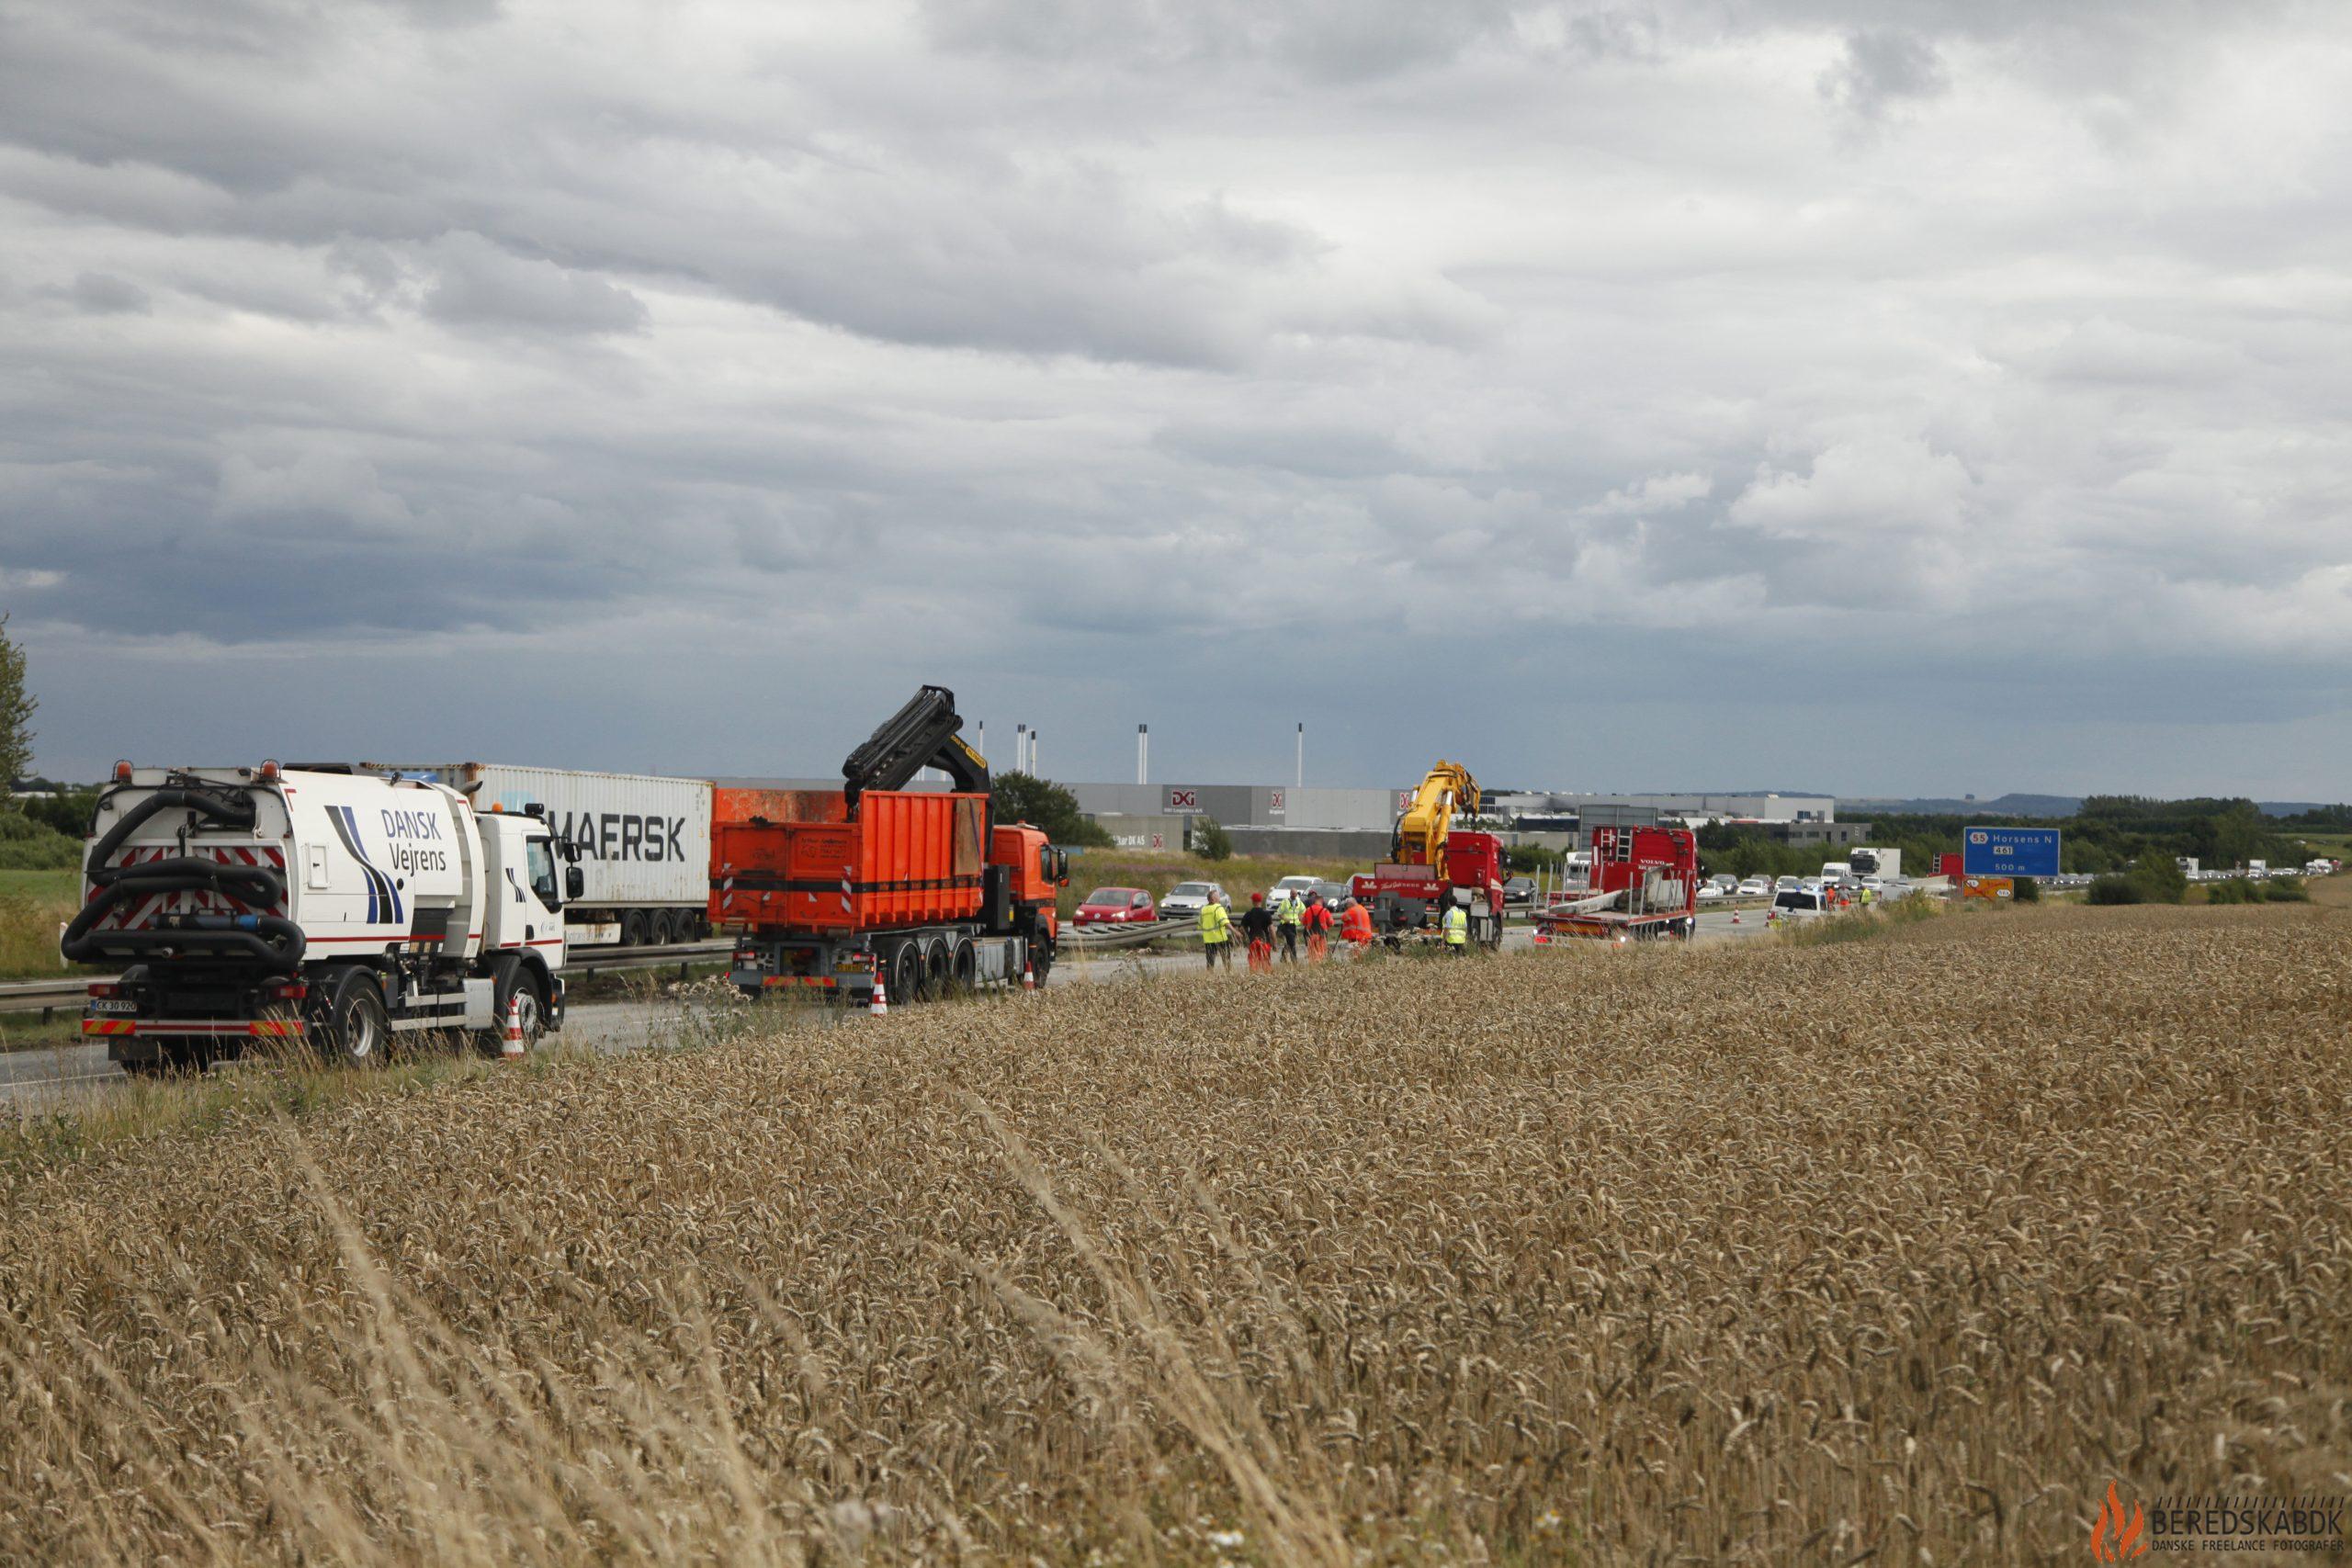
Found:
[376,763,711,917]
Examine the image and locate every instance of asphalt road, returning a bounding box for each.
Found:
[1,908,1771,1111]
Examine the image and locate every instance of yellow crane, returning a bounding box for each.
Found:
[1392,761,1480,879]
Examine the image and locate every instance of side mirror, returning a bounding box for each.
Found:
[566,866,585,900]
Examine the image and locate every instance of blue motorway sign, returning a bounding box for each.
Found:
[1962,827,2061,878]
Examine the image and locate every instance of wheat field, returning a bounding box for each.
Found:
[2,903,2347,1563]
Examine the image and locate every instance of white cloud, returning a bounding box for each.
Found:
[1,0,2348,794]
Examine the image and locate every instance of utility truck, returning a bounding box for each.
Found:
[715,686,1067,1006]
[1533,824,1699,943]
[374,762,712,946]
[63,761,578,1073]
[1349,761,1506,947]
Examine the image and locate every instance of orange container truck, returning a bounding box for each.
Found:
[712,687,1067,1005]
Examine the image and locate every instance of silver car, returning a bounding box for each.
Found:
[1158,881,1229,920]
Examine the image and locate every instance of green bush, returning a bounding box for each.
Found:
[1190,816,1233,862]
[2011,876,2041,903]
[2264,876,2310,902]
[2204,878,2260,905]
[2127,851,2188,904]
[15,787,97,838]
[989,773,1113,849]
[2086,875,2143,905]
[0,818,82,870]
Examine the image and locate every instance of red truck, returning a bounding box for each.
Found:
[1350,761,1506,948]
[712,687,1066,1005]
[1534,824,1698,943]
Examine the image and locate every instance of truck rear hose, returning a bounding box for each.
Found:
[66,918,305,969]
[85,784,259,875]
[62,857,298,965]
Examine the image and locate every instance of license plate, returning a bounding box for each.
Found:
[87,999,138,1015]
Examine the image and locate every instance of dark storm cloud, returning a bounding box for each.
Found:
[1,0,2347,796]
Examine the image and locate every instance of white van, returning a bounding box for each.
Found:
[1772,887,1830,919]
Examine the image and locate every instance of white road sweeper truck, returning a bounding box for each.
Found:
[63,761,582,1073]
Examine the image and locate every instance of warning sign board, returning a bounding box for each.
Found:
[1962,875,2014,901]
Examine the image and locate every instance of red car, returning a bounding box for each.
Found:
[1074,886,1157,926]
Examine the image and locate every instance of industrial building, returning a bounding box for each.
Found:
[1488,792,1837,824]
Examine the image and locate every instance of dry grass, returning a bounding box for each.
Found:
[3,903,2349,1562]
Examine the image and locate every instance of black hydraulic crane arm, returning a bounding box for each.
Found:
[842,684,992,817]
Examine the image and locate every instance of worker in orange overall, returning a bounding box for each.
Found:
[1340,897,1374,950]
[1238,892,1276,972]
[1302,892,1333,962]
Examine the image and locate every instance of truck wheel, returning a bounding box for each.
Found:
[918,938,949,1001]
[890,942,922,1006]
[315,967,390,1068]
[1029,937,1054,989]
[621,909,650,948]
[498,969,548,1047]
[949,937,978,994]
[649,909,677,946]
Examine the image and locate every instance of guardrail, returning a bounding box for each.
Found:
[1061,919,1193,952]
[0,941,735,1021]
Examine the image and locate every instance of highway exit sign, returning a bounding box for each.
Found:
[1962,827,2060,878]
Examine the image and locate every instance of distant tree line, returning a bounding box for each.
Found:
[1695,795,2331,883]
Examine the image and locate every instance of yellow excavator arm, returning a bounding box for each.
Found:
[1394,761,1480,873]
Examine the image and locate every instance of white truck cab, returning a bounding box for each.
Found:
[66,763,579,1073]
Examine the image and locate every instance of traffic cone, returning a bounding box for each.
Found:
[1731,912,1741,924]
[1022,956,1036,992]
[870,969,888,1017]
[500,991,525,1059]
[1532,927,1549,944]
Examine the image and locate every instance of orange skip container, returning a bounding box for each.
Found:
[710,790,988,934]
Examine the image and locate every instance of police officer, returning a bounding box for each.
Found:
[1200,895,1232,969]
[1442,900,1469,954]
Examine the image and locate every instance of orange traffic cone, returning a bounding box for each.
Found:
[870,969,888,1017]
[1532,927,1549,944]
[1022,956,1036,992]
[500,991,525,1059]
[1731,912,1741,924]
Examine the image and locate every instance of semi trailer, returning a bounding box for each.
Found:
[373,762,712,946]
[715,686,1067,1006]
[62,761,578,1073]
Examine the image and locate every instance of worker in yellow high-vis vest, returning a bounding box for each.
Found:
[1200,897,1232,970]
[1442,902,1469,954]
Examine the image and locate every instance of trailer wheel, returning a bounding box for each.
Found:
[648,909,677,946]
[890,942,922,1007]
[621,908,650,948]
[315,967,389,1068]
[917,938,950,1000]
[949,937,978,994]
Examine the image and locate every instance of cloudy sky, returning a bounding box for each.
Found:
[4,0,2348,798]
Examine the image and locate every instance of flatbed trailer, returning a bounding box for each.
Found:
[1532,825,1698,946]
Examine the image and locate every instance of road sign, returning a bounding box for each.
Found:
[1962,827,2060,878]
[1163,786,1200,814]
[1962,874,2013,901]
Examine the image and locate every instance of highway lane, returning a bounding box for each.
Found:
[1,908,1774,1110]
